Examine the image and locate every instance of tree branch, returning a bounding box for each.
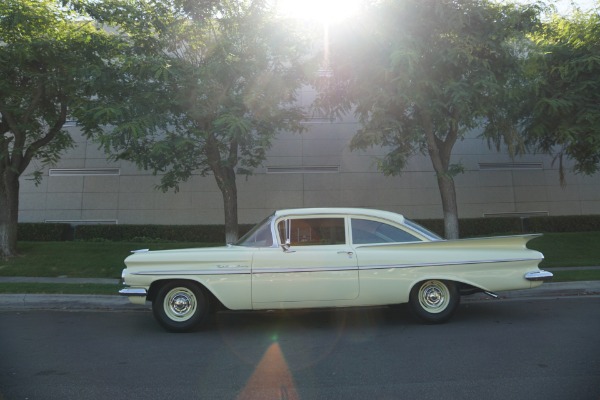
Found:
[20,99,68,174]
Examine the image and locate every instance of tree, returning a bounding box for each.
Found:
[315,0,540,239]
[74,0,307,243]
[523,8,600,182]
[0,0,123,259]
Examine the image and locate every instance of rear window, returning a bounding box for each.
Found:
[351,218,421,244]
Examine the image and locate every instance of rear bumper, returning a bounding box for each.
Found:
[525,270,553,282]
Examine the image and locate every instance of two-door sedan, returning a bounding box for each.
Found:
[120,208,552,332]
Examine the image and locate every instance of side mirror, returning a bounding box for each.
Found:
[281,219,295,253]
[281,238,295,253]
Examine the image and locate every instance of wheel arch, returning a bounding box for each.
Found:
[408,276,486,297]
[147,279,227,312]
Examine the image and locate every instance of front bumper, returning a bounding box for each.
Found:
[119,288,148,296]
[119,287,148,305]
[524,270,554,282]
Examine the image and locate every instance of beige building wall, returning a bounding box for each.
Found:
[18,111,600,225]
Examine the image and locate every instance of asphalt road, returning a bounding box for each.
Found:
[1,296,599,400]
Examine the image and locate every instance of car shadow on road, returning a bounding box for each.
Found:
[207,305,418,333]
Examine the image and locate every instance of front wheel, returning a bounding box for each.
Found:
[408,280,459,324]
[152,281,209,332]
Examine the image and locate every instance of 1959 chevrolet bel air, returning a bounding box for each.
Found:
[120,208,552,332]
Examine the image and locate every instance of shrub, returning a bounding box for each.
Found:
[16,215,600,242]
[415,217,523,238]
[528,215,600,233]
[73,224,255,242]
[18,223,72,241]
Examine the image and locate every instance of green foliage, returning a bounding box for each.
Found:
[314,0,541,239]
[0,0,124,176]
[69,0,309,240]
[73,0,308,191]
[0,0,126,258]
[317,0,541,175]
[524,9,600,179]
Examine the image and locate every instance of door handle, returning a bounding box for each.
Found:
[337,251,354,256]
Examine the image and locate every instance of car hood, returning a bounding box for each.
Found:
[124,245,251,268]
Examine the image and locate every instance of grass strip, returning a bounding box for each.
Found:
[0,232,597,293]
[528,232,600,268]
[0,283,123,295]
[0,241,215,278]
[548,269,600,282]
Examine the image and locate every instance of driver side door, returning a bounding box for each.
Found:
[251,216,359,307]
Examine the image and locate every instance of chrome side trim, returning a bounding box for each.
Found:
[131,269,252,276]
[525,270,553,282]
[252,265,357,274]
[359,257,541,271]
[119,288,148,296]
[132,265,356,276]
[130,258,542,276]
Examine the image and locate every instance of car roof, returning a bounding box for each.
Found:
[273,207,407,223]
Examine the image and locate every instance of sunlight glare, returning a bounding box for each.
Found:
[276,0,360,23]
[236,343,299,400]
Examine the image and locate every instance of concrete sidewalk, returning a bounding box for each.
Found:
[0,280,599,312]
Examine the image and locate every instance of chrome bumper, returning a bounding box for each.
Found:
[525,270,553,282]
[119,288,148,297]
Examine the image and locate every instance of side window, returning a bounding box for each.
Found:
[351,218,421,244]
[277,218,346,246]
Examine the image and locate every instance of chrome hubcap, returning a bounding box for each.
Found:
[418,281,449,313]
[164,288,197,321]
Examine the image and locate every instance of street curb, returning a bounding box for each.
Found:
[1,281,599,312]
[462,281,600,302]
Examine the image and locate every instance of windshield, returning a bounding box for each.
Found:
[235,214,275,247]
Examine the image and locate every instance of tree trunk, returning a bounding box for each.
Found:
[421,110,460,239]
[205,133,240,244]
[435,174,460,240]
[212,165,239,244]
[0,170,19,259]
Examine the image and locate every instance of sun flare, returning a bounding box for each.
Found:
[276,0,361,23]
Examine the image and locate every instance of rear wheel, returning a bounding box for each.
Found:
[409,280,459,324]
[152,281,209,332]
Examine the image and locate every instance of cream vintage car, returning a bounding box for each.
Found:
[120,208,552,332]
